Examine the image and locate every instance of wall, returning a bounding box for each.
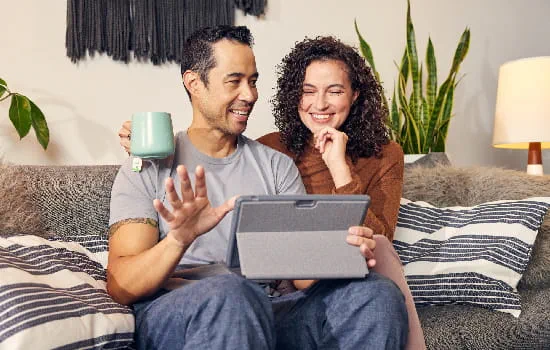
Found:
[1,0,549,171]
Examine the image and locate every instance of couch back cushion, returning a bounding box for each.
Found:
[0,165,119,256]
[403,165,550,290]
[0,165,45,237]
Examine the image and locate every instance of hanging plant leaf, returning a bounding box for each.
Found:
[9,94,32,139]
[0,78,7,98]
[30,100,50,150]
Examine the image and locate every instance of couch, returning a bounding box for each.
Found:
[1,163,550,349]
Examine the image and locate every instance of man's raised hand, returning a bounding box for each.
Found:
[153,165,236,246]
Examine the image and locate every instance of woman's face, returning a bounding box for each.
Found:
[298,59,358,136]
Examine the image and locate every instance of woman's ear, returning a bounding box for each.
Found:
[352,90,359,104]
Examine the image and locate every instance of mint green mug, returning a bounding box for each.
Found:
[130,112,175,158]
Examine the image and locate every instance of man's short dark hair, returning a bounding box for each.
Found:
[181,25,254,97]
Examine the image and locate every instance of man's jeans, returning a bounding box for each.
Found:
[133,272,408,349]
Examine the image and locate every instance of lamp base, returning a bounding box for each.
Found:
[527,164,544,176]
[527,142,544,176]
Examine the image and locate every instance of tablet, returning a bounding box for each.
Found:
[226,194,371,279]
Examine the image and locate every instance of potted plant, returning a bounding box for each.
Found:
[0,78,49,150]
[355,0,470,158]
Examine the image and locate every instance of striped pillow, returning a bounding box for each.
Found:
[0,234,134,348]
[393,197,550,317]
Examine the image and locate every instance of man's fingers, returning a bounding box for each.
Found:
[215,195,238,220]
[177,165,195,202]
[225,195,238,211]
[165,177,183,210]
[194,166,207,198]
[153,199,175,222]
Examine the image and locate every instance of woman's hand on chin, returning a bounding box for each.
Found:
[314,127,352,187]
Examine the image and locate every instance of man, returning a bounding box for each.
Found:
[108,25,408,349]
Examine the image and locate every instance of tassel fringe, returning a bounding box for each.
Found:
[66,0,265,65]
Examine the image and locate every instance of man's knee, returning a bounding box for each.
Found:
[135,274,275,349]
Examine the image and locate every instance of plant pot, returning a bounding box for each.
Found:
[404,154,427,163]
[404,152,451,168]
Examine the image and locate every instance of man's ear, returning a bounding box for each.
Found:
[183,70,203,96]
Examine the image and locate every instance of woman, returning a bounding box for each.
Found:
[119,36,425,349]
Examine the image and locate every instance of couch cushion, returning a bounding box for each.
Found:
[419,288,550,349]
[394,197,550,317]
[0,234,134,348]
[0,165,47,238]
[403,166,550,291]
[0,165,120,266]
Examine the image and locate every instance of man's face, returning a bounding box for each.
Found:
[195,40,259,136]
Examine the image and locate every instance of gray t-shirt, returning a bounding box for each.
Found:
[109,131,306,265]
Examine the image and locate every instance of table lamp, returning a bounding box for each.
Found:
[493,56,550,175]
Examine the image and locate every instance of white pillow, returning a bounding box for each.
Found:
[393,197,550,317]
[0,235,134,349]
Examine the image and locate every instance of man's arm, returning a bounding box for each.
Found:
[107,221,191,306]
[107,165,235,305]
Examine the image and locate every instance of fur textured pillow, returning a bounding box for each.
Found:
[0,165,49,238]
[402,165,550,290]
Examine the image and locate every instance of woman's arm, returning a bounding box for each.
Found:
[332,143,404,241]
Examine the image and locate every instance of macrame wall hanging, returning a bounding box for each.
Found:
[66,0,266,65]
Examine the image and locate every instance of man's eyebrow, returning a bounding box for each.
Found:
[225,72,259,79]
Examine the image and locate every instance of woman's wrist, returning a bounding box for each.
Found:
[328,162,352,188]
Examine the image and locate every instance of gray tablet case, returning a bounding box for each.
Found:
[226,195,370,279]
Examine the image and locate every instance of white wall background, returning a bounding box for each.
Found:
[1,0,549,171]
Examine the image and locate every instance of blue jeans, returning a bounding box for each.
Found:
[133,272,408,349]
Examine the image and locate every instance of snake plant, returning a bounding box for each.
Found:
[355,0,470,154]
[0,78,49,150]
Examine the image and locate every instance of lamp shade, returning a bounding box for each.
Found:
[493,56,550,149]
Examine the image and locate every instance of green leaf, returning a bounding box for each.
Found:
[450,28,471,74]
[399,49,409,85]
[433,82,455,151]
[9,94,32,139]
[421,97,429,151]
[354,19,378,77]
[433,119,450,152]
[406,0,421,121]
[0,78,7,99]
[426,38,437,116]
[424,77,452,152]
[390,88,401,142]
[399,74,421,154]
[29,100,49,150]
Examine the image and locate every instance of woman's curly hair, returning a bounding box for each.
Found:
[271,36,389,163]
